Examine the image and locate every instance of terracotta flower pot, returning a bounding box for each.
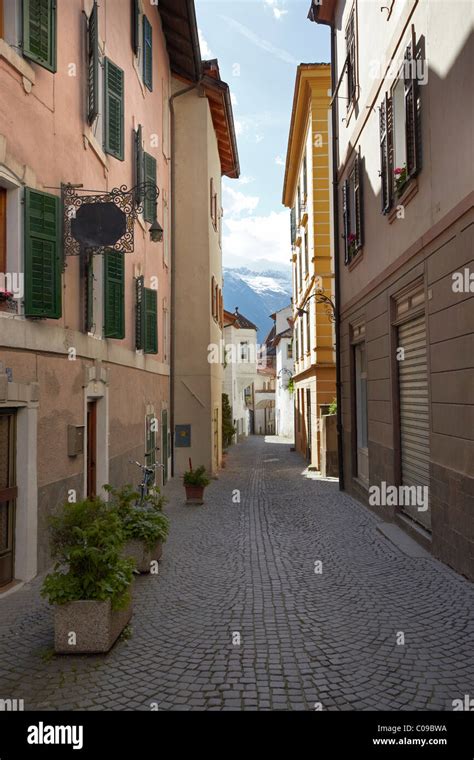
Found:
[184,484,205,505]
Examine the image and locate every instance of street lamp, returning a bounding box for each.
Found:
[149,218,164,243]
[296,289,336,323]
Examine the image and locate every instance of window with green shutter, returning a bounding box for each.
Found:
[131,0,139,55]
[103,249,125,339]
[24,187,61,319]
[23,0,57,72]
[135,276,157,354]
[142,15,153,91]
[135,125,144,205]
[104,58,124,160]
[87,2,99,125]
[143,152,157,222]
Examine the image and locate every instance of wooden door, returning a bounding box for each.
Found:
[87,401,97,498]
[0,411,17,587]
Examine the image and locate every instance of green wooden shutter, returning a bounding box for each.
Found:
[342,179,350,265]
[87,2,99,125]
[144,287,158,354]
[143,152,157,222]
[131,0,139,55]
[104,58,124,160]
[23,0,57,72]
[135,125,144,204]
[404,26,421,179]
[135,275,144,349]
[104,249,125,339]
[85,255,94,332]
[354,152,363,250]
[24,188,61,318]
[142,15,153,91]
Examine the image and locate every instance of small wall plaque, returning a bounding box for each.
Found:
[175,425,191,448]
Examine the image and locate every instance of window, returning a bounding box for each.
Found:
[135,275,158,353]
[210,178,218,230]
[295,325,299,361]
[142,15,152,91]
[287,341,293,360]
[143,152,157,222]
[134,125,144,202]
[84,254,94,333]
[162,298,169,361]
[131,0,139,55]
[300,320,304,358]
[345,5,357,107]
[303,150,308,199]
[22,0,57,72]
[380,26,421,212]
[342,151,363,264]
[306,309,311,353]
[240,342,248,362]
[24,188,61,319]
[104,249,125,339]
[145,412,156,475]
[104,58,124,160]
[290,206,296,245]
[87,2,99,125]
[304,230,309,273]
[298,248,302,289]
[211,275,216,318]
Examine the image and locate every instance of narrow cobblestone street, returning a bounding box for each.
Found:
[1,436,473,711]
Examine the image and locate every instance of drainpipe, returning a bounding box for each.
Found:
[169,79,204,478]
[330,27,345,491]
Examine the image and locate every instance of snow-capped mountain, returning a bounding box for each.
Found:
[223,267,292,342]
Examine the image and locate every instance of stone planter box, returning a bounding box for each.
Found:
[54,597,133,654]
[123,539,162,573]
[184,484,205,505]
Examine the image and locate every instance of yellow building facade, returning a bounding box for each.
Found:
[282,64,336,468]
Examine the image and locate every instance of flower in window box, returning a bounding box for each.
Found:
[0,290,14,302]
[394,165,408,195]
[347,232,357,255]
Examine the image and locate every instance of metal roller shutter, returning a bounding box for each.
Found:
[398,315,431,530]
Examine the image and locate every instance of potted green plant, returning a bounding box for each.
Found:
[106,484,169,573]
[183,464,211,505]
[41,497,134,654]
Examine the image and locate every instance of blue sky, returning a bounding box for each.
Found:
[195,0,330,272]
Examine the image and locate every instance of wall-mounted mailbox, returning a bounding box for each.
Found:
[68,425,85,457]
[175,425,191,448]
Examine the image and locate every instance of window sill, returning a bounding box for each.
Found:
[83,128,109,170]
[388,178,419,223]
[0,40,35,87]
[347,248,364,271]
[132,55,147,99]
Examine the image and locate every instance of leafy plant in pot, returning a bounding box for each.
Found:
[183,463,211,505]
[41,497,134,654]
[105,484,169,574]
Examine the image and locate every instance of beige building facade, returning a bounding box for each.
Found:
[172,59,239,476]
[309,0,474,579]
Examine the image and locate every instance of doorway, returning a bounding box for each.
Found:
[161,409,168,484]
[87,400,97,498]
[354,342,369,485]
[0,410,17,587]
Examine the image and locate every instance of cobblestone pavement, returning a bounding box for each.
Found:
[1,435,473,711]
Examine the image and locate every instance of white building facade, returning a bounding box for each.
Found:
[223,309,258,440]
[273,306,295,439]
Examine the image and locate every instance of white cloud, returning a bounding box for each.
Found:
[263,0,288,20]
[234,120,244,136]
[238,175,255,185]
[220,15,298,65]
[255,133,264,143]
[231,92,238,106]
[275,155,285,166]
[198,28,213,59]
[222,186,260,218]
[223,210,291,269]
